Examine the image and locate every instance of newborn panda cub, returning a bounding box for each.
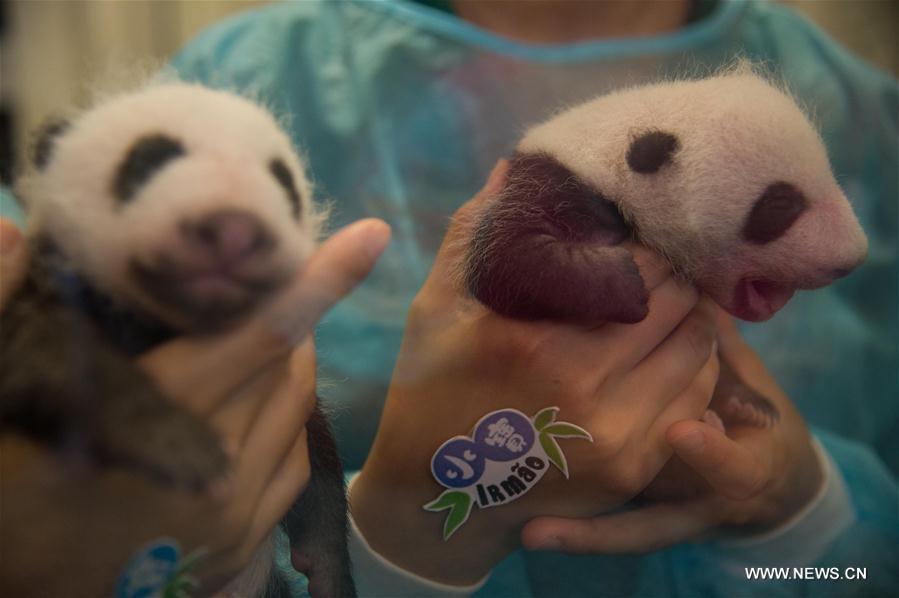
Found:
[0,84,354,597]
[465,68,867,451]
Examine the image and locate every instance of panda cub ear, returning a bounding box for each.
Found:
[626,130,679,174]
[32,117,72,170]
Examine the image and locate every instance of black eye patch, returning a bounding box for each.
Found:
[626,130,679,174]
[113,134,185,203]
[268,158,301,219]
[33,118,71,170]
[743,182,807,244]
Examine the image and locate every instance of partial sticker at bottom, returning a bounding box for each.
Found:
[116,539,205,598]
[423,407,593,540]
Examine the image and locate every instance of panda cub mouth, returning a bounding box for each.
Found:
[131,258,289,331]
[732,277,796,322]
[126,209,299,331]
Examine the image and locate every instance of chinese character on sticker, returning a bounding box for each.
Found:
[484,417,517,449]
[505,433,526,453]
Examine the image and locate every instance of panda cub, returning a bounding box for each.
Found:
[465,66,867,432]
[0,84,354,597]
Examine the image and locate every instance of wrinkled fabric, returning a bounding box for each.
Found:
[173,0,897,594]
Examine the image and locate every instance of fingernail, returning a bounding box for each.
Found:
[0,221,21,254]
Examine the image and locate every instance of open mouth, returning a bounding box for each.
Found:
[732,277,796,322]
[130,259,287,331]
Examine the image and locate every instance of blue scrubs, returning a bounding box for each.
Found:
[172,0,898,594]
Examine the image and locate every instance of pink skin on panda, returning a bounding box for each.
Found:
[700,187,867,322]
[501,70,869,325]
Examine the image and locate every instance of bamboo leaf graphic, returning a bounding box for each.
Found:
[533,407,559,431]
[424,490,474,540]
[539,432,569,478]
[162,548,205,598]
[542,422,593,441]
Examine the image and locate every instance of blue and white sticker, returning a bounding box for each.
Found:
[115,539,204,598]
[423,407,593,540]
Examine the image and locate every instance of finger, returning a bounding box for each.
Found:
[522,499,720,554]
[648,349,720,442]
[258,218,391,345]
[208,359,285,450]
[628,244,673,292]
[0,219,29,309]
[140,219,388,412]
[666,419,770,500]
[713,306,771,386]
[236,340,317,500]
[617,297,718,417]
[244,428,310,553]
[598,277,701,374]
[444,159,509,247]
[210,339,316,450]
[534,242,674,357]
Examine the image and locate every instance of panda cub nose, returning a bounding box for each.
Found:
[184,210,273,264]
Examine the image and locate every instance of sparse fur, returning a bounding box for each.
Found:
[461,68,867,457]
[2,82,353,597]
[465,68,867,325]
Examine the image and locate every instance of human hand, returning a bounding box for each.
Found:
[350,163,719,586]
[520,308,823,553]
[0,218,390,596]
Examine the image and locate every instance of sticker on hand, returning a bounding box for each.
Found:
[424,407,592,539]
[115,539,206,598]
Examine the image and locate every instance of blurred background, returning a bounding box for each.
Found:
[1,0,896,185]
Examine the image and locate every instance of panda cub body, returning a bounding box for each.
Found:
[0,84,353,597]
[466,66,867,432]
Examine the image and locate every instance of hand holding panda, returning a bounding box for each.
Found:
[461,67,865,547]
[0,322,317,597]
[350,163,720,586]
[521,308,825,554]
[351,66,864,584]
[0,84,390,597]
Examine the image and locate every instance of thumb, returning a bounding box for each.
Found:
[444,159,509,245]
[260,217,391,345]
[140,218,390,413]
[0,219,29,309]
[667,419,770,501]
[426,160,509,288]
[522,499,717,554]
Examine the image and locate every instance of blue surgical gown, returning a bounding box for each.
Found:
[171,0,898,595]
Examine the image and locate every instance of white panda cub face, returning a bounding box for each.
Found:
[515,70,867,322]
[28,84,321,332]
